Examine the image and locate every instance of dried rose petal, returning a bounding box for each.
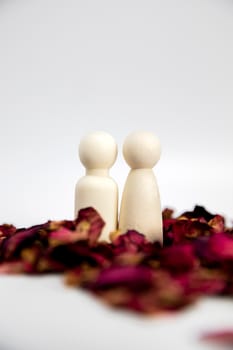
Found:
[208,215,225,233]
[181,206,215,222]
[36,254,66,273]
[162,208,174,220]
[75,207,105,245]
[112,230,146,249]
[48,241,112,269]
[0,260,34,274]
[0,223,48,261]
[113,252,145,266]
[65,266,101,287]
[0,224,17,238]
[160,244,197,274]
[49,227,86,247]
[208,233,233,261]
[153,274,188,310]
[121,270,188,314]
[91,265,153,291]
[21,245,42,266]
[111,230,155,257]
[97,287,132,309]
[175,269,226,297]
[48,219,76,232]
[174,220,211,243]
[201,330,233,346]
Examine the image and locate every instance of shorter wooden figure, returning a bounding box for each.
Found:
[119,131,163,243]
[75,131,118,241]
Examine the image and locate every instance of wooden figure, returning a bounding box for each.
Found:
[75,131,118,241]
[119,131,163,243]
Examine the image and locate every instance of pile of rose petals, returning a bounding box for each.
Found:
[0,206,232,315]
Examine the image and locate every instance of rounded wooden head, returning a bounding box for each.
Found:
[79,131,117,169]
[123,131,161,169]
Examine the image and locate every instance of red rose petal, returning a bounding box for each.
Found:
[208,233,233,261]
[92,265,153,291]
[160,244,197,274]
[75,207,105,245]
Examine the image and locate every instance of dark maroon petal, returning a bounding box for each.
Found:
[163,218,177,234]
[176,269,226,296]
[0,224,17,238]
[165,219,211,245]
[186,220,212,238]
[163,218,177,246]
[47,240,112,269]
[92,265,153,291]
[46,243,88,269]
[181,206,215,221]
[160,244,196,274]
[89,243,113,267]
[194,236,209,260]
[0,223,48,261]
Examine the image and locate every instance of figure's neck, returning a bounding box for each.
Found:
[86,169,109,176]
[130,168,153,172]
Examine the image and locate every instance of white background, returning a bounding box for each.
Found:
[0,1,233,349]
[0,0,233,227]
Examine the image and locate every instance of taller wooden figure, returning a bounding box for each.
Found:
[75,131,118,241]
[119,131,163,244]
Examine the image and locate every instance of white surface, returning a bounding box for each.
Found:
[0,1,233,350]
[0,275,232,350]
